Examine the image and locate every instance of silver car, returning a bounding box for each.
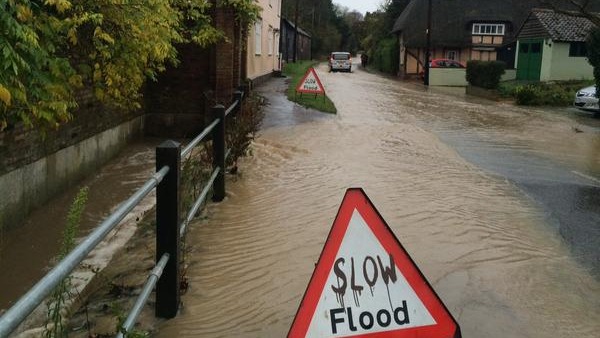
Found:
[329,52,352,72]
[574,85,599,111]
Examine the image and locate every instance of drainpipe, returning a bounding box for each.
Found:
[424,0,432,86]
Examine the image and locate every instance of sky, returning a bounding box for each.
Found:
[333,0,383,15]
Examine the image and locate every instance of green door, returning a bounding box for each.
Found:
[517,39,543,81]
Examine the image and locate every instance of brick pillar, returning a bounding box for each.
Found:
[213,6,235,104]
[241,27,248,85]
[232,21,242,89]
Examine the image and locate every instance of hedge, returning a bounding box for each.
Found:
[466,60,506,89]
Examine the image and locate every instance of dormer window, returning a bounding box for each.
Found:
[472,24,505,35]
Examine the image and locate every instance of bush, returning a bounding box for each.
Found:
[513,81,584,106]
[371,38,399,74]
[515,85,540,105]
[587,27,600,96]
[466,60,506,89]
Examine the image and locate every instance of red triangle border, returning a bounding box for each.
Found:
[288,188,461,338]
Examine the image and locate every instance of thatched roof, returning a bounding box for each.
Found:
[391,0,584,48]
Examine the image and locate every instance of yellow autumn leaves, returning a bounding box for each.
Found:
[0,84,11,107]
[1,0,260,131]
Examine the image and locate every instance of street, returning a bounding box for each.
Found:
[156,59,600,337]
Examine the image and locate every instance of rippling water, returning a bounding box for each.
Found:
[0,141,158,310]
[157,63,600,337]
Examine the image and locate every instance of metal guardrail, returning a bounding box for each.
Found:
[0,167,169,337]
[0,90,245,337]
[116,253,170,338]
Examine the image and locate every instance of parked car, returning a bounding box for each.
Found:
[573,85,599,112]
[429,58,466,68]
[329,52,352,72]
[419,58,465,79]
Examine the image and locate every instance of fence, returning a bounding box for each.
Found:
[0,90,245,337]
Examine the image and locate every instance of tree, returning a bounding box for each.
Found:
[281,0,350,57]
[587,27,600,95]
[358,0,410,74]
[0,0,259,131]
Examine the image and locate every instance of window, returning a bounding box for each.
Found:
[446,50,459,60]
[268,27,273,56]
[569,42,587,57]
[254,19,262,55]
[531,42,541,54]
[472,23,505,36]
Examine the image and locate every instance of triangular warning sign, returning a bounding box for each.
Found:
[288,188,461,338]
[296,67,326,94]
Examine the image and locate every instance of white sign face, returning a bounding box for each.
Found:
[305,210,436,337]
[296,68,325,94]
[288,188,460,338]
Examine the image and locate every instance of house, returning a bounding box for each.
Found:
[246,0,283,86]
[280,18,312,63]
[392,0,546,80]
[516,8,596,81]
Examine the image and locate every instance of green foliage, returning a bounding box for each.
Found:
[587,27,600,96]
[466,60,506,89]
[283,61,337,114]
[281,0,346,57]
[221,0,261,25]
[371,37,399,74]
[45,186,89,338]
[360,1,409,75]
[504,80,592,106]
[0,1,78,131]
[0,0,260,131]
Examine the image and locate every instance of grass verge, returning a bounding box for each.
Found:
[283,61,337,114]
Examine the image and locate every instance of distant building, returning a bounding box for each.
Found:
[246,0,283,85]
[391,0,599,79]
[280,18,312,62]
[392,0,539,78]
[516,8,596,81]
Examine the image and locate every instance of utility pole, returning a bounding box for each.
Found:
[293,0,299,62]
[424,0,432,85]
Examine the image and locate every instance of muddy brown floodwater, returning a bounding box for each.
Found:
[156,61,600,337]
[0,140,159,311]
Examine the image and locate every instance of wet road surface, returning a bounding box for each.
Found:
[156,61,600,337]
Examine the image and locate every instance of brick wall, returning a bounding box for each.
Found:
[213,7,236,105]
[0,89,142,177]
[144,6,245,138]
[144,44,212,138]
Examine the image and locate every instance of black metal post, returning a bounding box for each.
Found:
[212,105,226,202]
[233,90,243,115]
[424,0,432,86]
[155,140,181,318]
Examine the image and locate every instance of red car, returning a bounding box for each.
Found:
[419,59,465,79]
[429,58,465,68]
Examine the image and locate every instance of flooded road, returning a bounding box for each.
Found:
[157,62,600,337]
[0,140,159,310]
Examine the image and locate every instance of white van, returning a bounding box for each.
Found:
[329,52,352,72]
